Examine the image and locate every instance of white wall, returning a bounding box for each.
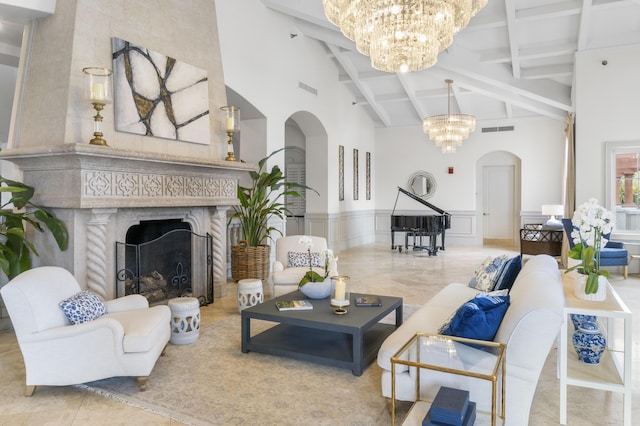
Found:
[375,116,565,213]
[575,44,640,205]
[215,0,377,218]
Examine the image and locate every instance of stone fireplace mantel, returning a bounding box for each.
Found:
[0,144,254,209]
[0,144,255,302]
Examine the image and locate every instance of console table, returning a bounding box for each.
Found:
[559,275,632,425]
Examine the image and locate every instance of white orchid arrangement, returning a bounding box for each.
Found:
[565,198,614,294]
[297,235,337,287]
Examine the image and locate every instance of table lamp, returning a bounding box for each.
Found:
[541,204,564,228]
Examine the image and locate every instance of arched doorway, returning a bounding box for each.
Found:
[477,151,522,247]
[284,111,329,238]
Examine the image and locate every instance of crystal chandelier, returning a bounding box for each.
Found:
[423,79,476,154]
[323,0,487,73]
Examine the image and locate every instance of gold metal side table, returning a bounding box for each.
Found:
[390,333,506,426]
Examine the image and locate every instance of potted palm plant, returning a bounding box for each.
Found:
[230,148,317,281]
[0,176,68,280]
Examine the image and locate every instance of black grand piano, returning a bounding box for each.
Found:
[391,186,451,255]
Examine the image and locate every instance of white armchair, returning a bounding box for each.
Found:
[271,235,338,297]
[0,266,171,396]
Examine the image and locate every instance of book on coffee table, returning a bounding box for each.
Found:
[275,300,313,311]
[355,295,382,307]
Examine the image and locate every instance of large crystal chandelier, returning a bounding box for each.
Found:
[323,0,487,73]
[423,79,476,154]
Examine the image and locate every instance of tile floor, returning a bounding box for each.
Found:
[0,242,637,425]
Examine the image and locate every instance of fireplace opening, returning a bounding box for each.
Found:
[116,219,213,305]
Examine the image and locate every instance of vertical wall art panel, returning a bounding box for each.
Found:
[338,145,344,201]
[112,37,211,144]
[353,148,359,200]
[366,151,371,200]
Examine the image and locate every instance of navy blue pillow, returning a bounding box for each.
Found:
[440,295,510,341]
[493,255,522,292]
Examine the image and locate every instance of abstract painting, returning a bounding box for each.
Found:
[339,145,344,201]
[366,151,371,200]
[353,148,359,200]
[112,38,210,144]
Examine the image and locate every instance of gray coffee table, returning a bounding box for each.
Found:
[241,292,403,376]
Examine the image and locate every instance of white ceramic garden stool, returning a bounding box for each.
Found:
[237,278,264,312]
[168,297,200,344]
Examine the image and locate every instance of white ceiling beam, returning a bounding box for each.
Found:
[577,0,594,51]
[325,43,391,127]
[505,0,521,79]
[294,19,356,51]
[396,73,425,121]
[521,64,574,79]
[0,0,55,24]
[482,42,577,64]
[261,0,334,30]
[436,50,572,114]
[0,40,20,57]
[516,0,582,22]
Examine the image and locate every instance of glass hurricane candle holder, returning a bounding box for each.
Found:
[330,275,350,315]
[220,106,239,161]
[82,67,113,146]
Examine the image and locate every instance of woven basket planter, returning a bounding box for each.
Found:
[231,240,270,282]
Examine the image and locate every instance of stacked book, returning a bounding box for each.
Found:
[422,387,476,426]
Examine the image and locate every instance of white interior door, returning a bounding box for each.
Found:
[483,165,515,241]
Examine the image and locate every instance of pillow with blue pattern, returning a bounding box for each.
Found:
[468,255,510,292]
[288,251,323,268]
[59,291,106,325]
[439,294,510,341]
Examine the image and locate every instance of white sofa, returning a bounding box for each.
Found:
[0,266,171,395]
[271,235,338,297]
[377,254,564,425]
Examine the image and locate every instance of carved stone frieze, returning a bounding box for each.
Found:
[84,170,237,200]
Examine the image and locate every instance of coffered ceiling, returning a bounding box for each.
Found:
[260,0,640,127]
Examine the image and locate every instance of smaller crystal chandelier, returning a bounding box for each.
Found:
[423,79,476,154]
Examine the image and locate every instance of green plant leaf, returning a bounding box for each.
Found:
[34,209,69,250]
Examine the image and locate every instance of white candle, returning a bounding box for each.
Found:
[91,82,106,101]
[334,278,346,301]
[225,116,235,131]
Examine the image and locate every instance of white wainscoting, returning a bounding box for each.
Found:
[305,210,376,251]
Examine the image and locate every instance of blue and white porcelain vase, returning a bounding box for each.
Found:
[569,314,597,329]
[572,320,606,365]
[299,280,332,299]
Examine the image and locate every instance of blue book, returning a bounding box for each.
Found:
[422,401,476,426]
[429,387,470,426]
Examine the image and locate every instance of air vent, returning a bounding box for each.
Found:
[481,125,515,133]
[298,82,317,96]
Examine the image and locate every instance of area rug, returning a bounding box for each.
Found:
[78,305,420,425]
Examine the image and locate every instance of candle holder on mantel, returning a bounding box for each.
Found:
[82,67,113,146]
[220,105,239,161]
[331,275,350,315]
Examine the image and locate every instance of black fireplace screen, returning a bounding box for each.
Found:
[116,222,213,305]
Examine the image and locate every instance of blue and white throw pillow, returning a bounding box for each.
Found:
[59,291,106,325]
[288,251,323,268]
[468,255,510,292]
